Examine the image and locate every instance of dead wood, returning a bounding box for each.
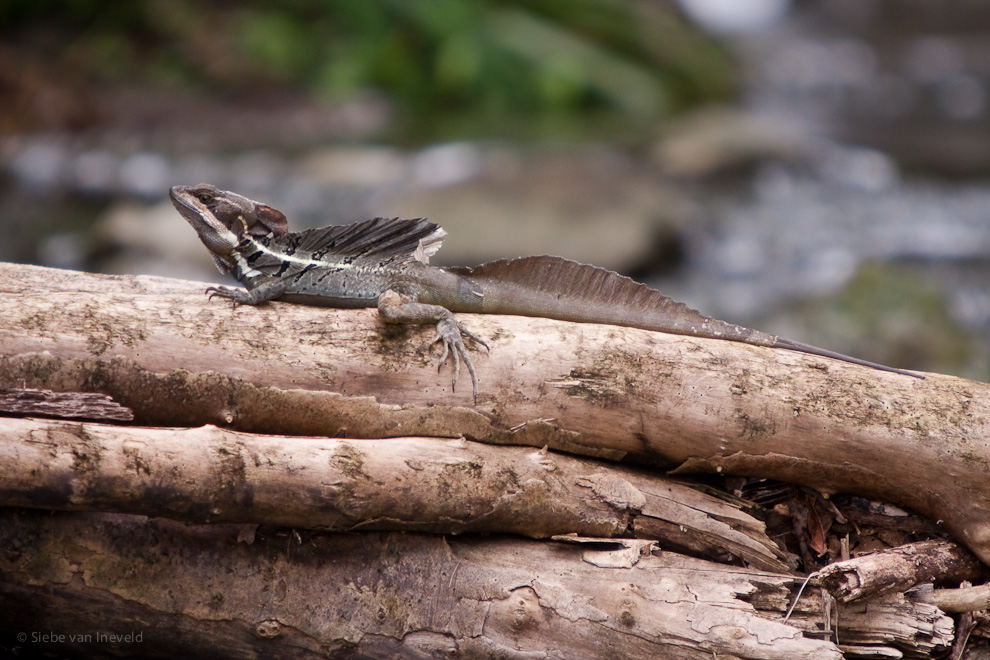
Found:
[0,415,790,571]
[0,387,133,421]
[819,540,987,604]
[2,263,989,566]
[0,509,954,660]
[935,583,990,613]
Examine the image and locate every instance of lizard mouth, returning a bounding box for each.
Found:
[169,185,239,257]
[168,185,204,222]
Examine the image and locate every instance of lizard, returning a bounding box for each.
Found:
[170,183,923,399]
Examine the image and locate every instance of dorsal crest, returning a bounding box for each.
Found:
[275,217,446,266]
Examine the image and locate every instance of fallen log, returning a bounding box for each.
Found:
[1,263,988,565]
[0,416,790,571]
[0,510,953,660]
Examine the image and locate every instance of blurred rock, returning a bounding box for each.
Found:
[8,138,68,190]
[742,0,990,174]
[89,200,219,281]
[118,152,172,198]
[381,145,687,273]
[409,143,484,189]
[677,0,792,34]
[299,146,407,188]
[654,107,813,176]
[36,232,86,271]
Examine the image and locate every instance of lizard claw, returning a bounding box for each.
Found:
[206,285,235,302]
[206,285,250,305]
[430,316,487,401]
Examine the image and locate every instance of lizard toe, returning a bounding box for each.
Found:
[206,286,235,302]
[432,318,480,400]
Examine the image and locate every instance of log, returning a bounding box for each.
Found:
[818,540,986,604]
[0,416,791,571]
[0,509,953,660]
[2,263,988,565]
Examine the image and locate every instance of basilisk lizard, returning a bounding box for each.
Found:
[170,183,923,399]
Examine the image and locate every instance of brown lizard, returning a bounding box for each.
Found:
[170,183,923,398]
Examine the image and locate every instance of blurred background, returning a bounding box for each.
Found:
[1,0,988,380]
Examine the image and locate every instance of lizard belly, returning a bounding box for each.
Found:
[279,292,378,309]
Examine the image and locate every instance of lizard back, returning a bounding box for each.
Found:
[236,217,447,303]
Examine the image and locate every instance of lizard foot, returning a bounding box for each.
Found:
[206,286,258,307]
[206,286,252,305]
[429,316,489,401]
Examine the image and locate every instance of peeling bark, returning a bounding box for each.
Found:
[0,387,133,420]
[0,510,953,660]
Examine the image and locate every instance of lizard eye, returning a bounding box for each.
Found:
[197,193,214,204]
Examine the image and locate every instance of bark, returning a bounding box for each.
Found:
[2,263,988,566]
[0,416,791,571]
[0,387,133,420]
[0,510,953,660]
[818,540,987,604]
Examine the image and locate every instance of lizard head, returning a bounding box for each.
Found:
[169,183,289,273]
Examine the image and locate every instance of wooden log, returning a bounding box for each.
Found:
[0,416,790,571]
[0,510,953,660]
[2,263,989,567]
[818,540,986,603]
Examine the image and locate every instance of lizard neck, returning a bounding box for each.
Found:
[224,235,282,289]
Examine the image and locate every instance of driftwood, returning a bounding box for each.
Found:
[0,262,987,657]
[0,416,791,571]
[819,540,986,604]
[1,263,989,563]
[0,509,954,660]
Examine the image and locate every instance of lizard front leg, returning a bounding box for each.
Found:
[206,280,288,305]
[378,289,488,400]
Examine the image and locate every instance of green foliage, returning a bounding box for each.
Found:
[1,0,734,139]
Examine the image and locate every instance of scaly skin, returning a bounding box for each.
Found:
[170,184,923,400]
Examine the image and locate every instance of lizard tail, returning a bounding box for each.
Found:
[452,256,922,379]
[452,255,763,340]
[771,337,923,378]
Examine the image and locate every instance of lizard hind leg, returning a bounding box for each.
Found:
[378,289,488,400]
